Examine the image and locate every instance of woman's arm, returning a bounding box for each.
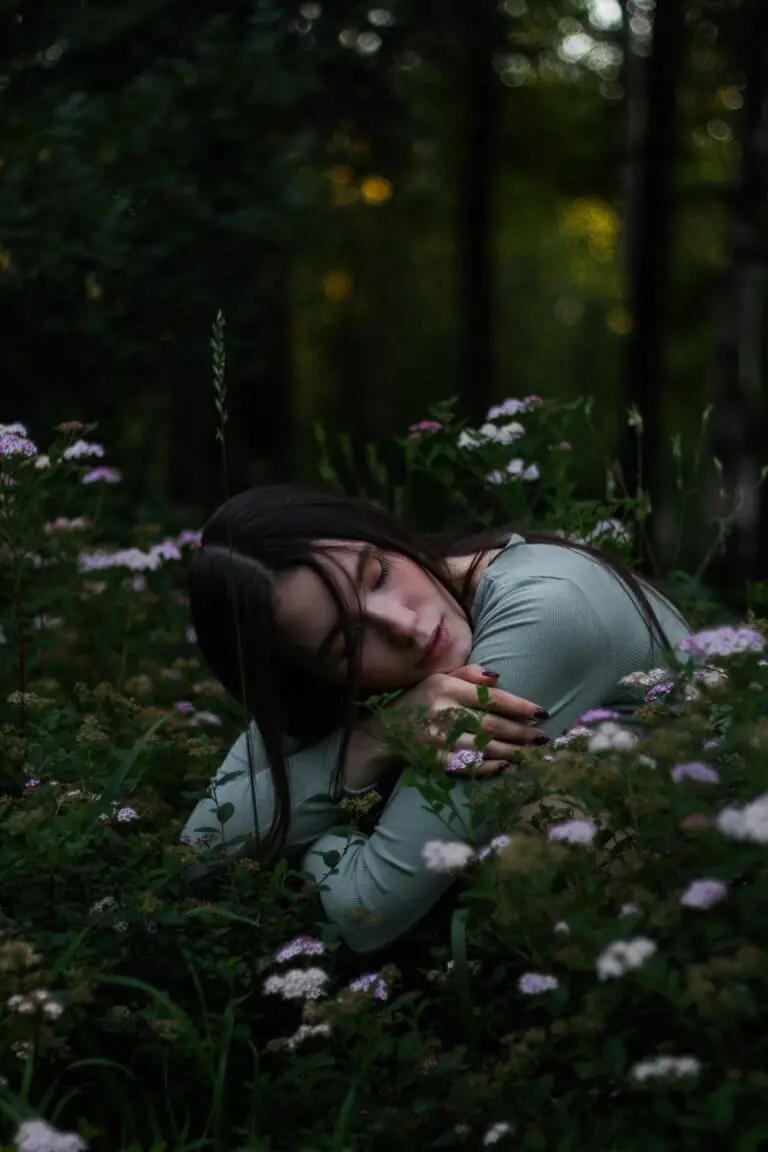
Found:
[301,576,619,953]
[181,720,398,856]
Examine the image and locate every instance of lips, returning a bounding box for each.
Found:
[420,619,450,666]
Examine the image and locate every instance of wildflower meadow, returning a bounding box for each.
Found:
[3,385,768,1152]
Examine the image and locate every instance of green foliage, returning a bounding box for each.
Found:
[1,406,766,1150]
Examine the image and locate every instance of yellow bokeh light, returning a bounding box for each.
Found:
[560,198,618,261]
[85,272,103,300]
[606,306,632,335]
[327,165,353,185]
[361,175,393,205]
[323,269,353,302]
[0,249,13,273]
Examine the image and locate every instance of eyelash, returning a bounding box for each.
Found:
[374,556,390,589]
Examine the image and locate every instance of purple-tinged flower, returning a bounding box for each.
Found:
[422,839,475,872]
[645,680,675,703]
[0,432,37,458]
[174,701,195,713]
[579,708,620,724]
[24,779,41,789]
[115,807,138,822]
[348,972,389,1000]
[548,818,597,845]
[185,625,197,644]
[680,878,727,909]
[81,466,122,484]
[554,440,572,451]
[486,469,506,485]
[263,966,329,1001]
[446,748,484,773]
[679,625,765,657]
[0,421,28,436]
[148,540,182,563]
[702,737,723,750]
[274,935,325,964]
[671,761,719,784]
[176,529,202,548]
[518,972,559,995]
[408,419,442,439]
[62,439,104,460]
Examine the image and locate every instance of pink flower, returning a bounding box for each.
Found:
[408,419,442,439]
[82,466,122,484]
[0,432,37,458]
[579,708,620,724]
[671,761,719,784]
[24,779,41,789]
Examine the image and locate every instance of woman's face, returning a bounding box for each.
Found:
[274,541,473,691]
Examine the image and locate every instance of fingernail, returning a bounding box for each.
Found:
[533,733,550,745]
[482,668,499,681]
[533,707,549,720]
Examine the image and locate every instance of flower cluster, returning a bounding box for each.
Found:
[421,839,475,872]
[679,625,765,658]
[717,792,768,842]
[596,937,657,980]
[7,988,64,1019]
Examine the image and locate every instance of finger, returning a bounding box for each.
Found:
[477,713,551,746]
[452,680,548,723]
[449,663,501,686]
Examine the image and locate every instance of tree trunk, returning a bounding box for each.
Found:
[457,2,497,425]
[621,0,685,575]
[712,0,768,587]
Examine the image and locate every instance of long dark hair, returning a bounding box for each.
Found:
[188,483,681,857]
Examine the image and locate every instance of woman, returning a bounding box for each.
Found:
[182,484,689,953]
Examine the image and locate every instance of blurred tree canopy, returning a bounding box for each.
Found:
[0,0,765,581]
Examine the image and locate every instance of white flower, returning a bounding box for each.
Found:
[457,429,480,449]
[619,902,639,918]
[483,1122,512,1145]
[274,935,325,964]
[596,936,657,980]
[286,1022,332,1048]
[14,1118,87,1152]
[42,999,64,1019]
[553,725,590,747]
[477,420,525,445]
[554,920,570,935]
[89,896,117,915]
[62,439,104,460]
[263,967,329,1001]
[630,1055,701,1082]
[680,879,727,909]
[588,721,638,752]
[421,839,475,872]
[548,818,597,845]
[189,710,223,727]
[716,792,768,842]
[619,667,670,689]
[112,921,128,933]
[0,422,28,436]
[587,518,631,545]
[34,454,51,469]
[477,834,512,861]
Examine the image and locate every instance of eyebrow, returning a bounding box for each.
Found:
[314,546,372,665]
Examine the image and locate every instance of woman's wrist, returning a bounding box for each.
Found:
[342,716,398,793]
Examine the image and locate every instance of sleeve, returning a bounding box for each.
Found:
[300,773,495,954]
[300,575,618,953]
[181,723,347,857]
[470,574,619,739]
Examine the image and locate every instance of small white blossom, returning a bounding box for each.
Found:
[554,920,570,935]
[112,921,128,934]
[286,1022,332,1048]
[553,725,590,747]
[619,667,670,689]
[421,839,475,872]
[717,792,768,843]
[619,902,639,918]
[588,721,638,752]
[483,1122,512,1146]
[274,935,325,964]
[14,1118,87,1152]
[115,806,138,822]
[62,439,105,460]
[263,967,329,1001]
[597,936,657,980]
[630,1055,701,1082]
[548,818,597,845]
[89,896,117,915]
[477,833,512,861]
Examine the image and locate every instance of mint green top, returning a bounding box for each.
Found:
[181,537,688,953]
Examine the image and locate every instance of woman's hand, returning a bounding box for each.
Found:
[390,663,549,776]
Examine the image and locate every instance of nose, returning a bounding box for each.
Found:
[366,599,418,646]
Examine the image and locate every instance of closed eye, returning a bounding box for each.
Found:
[374,555,390,589]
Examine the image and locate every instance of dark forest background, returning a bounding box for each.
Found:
[1,0,766,589]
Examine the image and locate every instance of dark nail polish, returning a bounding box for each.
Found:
[533,733,550,745]
[482,668,499,681]
[533,707,549,720]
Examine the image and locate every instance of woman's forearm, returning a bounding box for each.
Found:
[342,716,400,793]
